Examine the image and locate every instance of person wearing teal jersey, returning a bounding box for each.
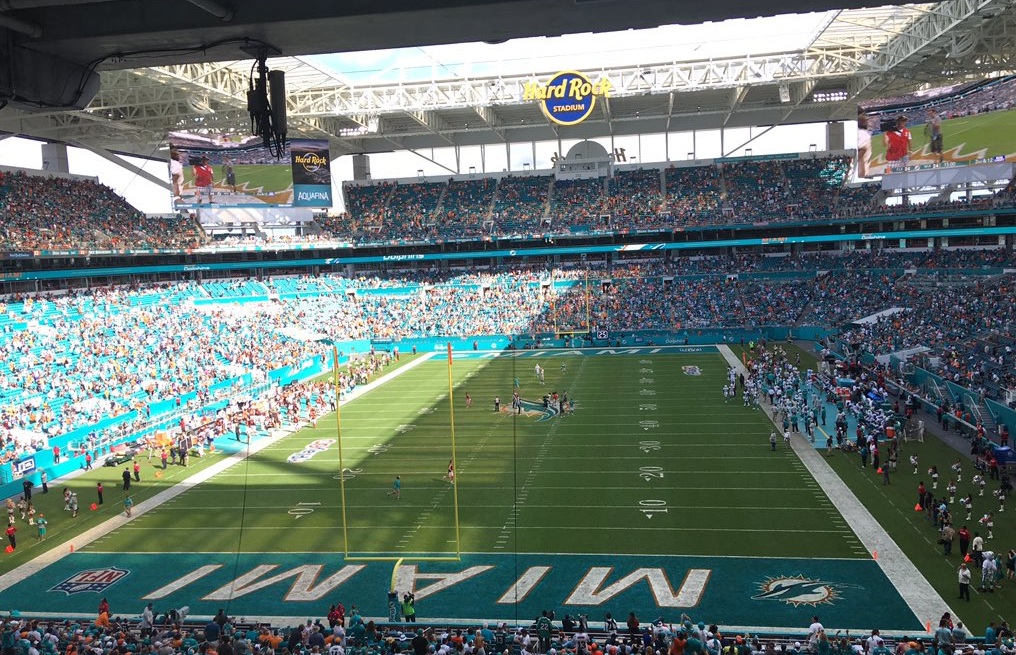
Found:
[386,476,401,499]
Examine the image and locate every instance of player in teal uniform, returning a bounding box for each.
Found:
[386,475,401,499]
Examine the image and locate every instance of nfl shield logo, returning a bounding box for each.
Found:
[50,567,130,595]
[682,365,702,376]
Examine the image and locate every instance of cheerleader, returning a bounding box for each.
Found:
[980,511,995,539]
[974,474,987,496]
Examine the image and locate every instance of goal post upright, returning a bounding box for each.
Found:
[333,345,351,555]
[335,343,462,564]
[447,343,462,560]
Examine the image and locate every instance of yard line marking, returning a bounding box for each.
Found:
[116,524,853,533]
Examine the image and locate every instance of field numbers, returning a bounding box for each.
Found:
[638,499,668,519]
[639,466,664,482]
[638,440,661,453]
[639,420,660,431]
[332,468,363,481]
[639,404,657,411]
[368,444,391,455]
[288,502,321,519]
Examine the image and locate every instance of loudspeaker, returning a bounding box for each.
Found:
[268,70,287,138]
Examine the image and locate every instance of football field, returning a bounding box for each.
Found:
[1,347,924,631]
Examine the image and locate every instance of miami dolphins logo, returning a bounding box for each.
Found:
[682,366,702,376]
[517,397,563,422]
[753,576,842,607]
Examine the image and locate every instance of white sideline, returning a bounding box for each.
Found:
[0,352,437,594]
[716,344,954,633]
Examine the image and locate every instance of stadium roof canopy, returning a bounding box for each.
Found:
[0,0,1015,162]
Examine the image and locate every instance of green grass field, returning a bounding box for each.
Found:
[4,346,1002,630]
[81,352,857,559]
[7,347,1007,629]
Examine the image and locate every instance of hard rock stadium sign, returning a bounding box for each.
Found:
[522,70,613,126]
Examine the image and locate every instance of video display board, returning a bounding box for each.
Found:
[857,75,1016,177]
[168,132,332,208]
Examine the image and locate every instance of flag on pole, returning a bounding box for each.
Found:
[447,343,453,367]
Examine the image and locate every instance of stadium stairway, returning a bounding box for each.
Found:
[484,180,499,220]
[792,300,818,328]
[974,397,1000,438]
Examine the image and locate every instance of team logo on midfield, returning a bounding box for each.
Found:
[753,575,842,607]
[682,366,702,376]
[51,567,130,595]
[516,398,564,422]
[287,439,335,463]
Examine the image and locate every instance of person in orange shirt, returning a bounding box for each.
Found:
[193,156,215,205]
[668,631,687,655]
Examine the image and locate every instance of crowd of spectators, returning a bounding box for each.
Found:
[549,179,605,226]
[2,154,1013,252]
[383,182,446,241]
[604,169,662,228]
[2,247,1016,444]
[0,603,1001,655]
[492,176,553,232]
[437,178,498,237]
[0,172,202,251]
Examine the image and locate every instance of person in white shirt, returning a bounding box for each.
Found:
[808,617,824,645]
